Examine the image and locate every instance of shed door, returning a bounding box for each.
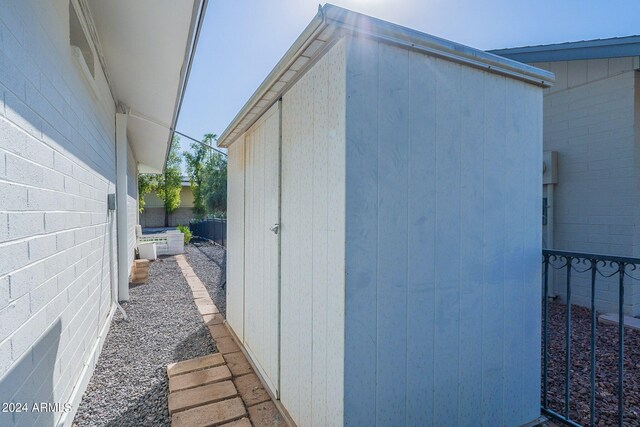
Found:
[243,102,281,396]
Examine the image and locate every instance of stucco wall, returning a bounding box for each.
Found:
[343,36,543,426]
[140,186,195,227]
[531,58,640,314]
[0,1,134,425]
[139,207,194,228]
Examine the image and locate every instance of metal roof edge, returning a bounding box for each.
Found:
[218,3,554,148]
[321,4,554,85]
[489,35,640,63]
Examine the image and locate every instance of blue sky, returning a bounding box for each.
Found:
[176,0,640,150]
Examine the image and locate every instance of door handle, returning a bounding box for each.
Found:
[270,224,280,235]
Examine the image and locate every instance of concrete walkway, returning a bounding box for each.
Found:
[168,255,285,427]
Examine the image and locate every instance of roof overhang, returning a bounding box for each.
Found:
[489,35,640,64]
[87,0,206,173]
[217,3,554,148]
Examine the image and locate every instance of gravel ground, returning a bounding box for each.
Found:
[185,239,227,317]
[545,302,640,426]
[73,255,216,427]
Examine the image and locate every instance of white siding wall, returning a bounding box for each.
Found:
[531,58,640,314]
[0,1,131,425]
[343,37,543,426]
[280,38,346,427]
[127,144,138,273]
[242,104,281,393]
[226,137,245,342]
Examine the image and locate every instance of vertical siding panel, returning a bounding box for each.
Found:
[246,130,255,348]
[375,42,409,425]
[344,36,379,426]
[281,81,297,419]
[312,53,329,427]
[522,86,543,421]
[244,132,253,345]
[281,78,302,421]
[503,79,527,424]
[406,51,437,426]
[433,58,462,425]
[325,39,346,427]
[265,112,281,389]
[458,66,485,424]
[255,123,264,371]
[280,39,347,426]
[482,73,506,425]
[240,105,280,393]
[298,65,315,427]
[226,136,245,341]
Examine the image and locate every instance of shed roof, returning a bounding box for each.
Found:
[489,35,640,64]
[218,3,554,148]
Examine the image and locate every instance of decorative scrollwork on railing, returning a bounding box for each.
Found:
[541,249,640,427]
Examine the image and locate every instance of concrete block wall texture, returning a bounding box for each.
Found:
[533,58,640,314]
[140,207,166,228]
[140,207,195,228]
[140,187,196,227]
[144,186,196,209]
[0,0,135,425]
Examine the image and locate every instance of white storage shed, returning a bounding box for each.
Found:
[218,5,554,426]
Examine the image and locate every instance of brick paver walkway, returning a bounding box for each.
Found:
[168,255,285,427]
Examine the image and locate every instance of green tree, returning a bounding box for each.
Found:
[155,136,183,226]
[184,134,217,217]
[202,151,227,214]
[137,173,158,213]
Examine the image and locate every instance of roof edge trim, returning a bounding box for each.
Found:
[163,0,208,173]
[218,6,328,147]
[489,35,640,63]
[218,3,554,148]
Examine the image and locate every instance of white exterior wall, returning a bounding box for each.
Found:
[531,58,640,314]
[127,144,138,272]
[343,36,543,426]
[242,104,281,393]
[226,39,347,427]
[0,1,137,425]
[279,38,346,427]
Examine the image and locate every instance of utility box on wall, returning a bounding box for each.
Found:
[219,5,554,426]
[543,151,558,185]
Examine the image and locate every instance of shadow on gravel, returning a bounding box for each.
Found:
[103,380,169,427]
[101,327,217,427]
[173,326,217,361]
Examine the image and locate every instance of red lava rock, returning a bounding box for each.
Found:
[542,302,640,426]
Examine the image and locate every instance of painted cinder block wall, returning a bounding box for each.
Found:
[531,57,640,315]
[0,1,138,425]
[140,186,195,227]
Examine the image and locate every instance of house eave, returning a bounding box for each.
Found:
[87,0,206,173]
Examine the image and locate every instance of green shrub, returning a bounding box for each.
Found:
[177,225,192,244]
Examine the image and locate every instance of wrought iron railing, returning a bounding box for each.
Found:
[190,217,227,246]
[542,249,640,427]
